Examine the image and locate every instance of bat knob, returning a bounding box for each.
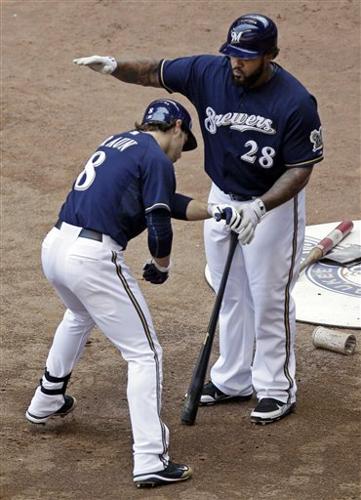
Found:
[181,419,195,426]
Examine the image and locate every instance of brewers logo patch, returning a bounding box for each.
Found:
[310,127,323,152]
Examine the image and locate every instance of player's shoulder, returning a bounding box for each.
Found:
[275,64,319,108]
[138,132,174,168]
[164,53,225,70]
[100,130,173,174]
[189,54,229,79]
[98,130,142,149]
[276,65,316,98]
[193,54,225,63]
[99,130,160,153]
[97,130,168,171]
[193,54,226,70]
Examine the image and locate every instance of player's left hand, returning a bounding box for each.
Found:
[237,199,266,244]
[143,259,170,284]
[73,55,117,74]
[208,204,242,231]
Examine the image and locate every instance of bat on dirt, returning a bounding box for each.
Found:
[299,219,354,273]
[181,231,239,426]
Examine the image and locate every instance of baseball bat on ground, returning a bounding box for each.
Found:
[299,220,353,273]
[181,231,239,426]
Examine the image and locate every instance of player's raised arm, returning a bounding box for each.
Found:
[73,55,162,87]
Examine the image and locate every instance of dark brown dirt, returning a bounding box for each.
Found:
[1,1,360,499]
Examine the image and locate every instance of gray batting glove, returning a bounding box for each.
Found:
[73,55,117,74]
[237,199,266,244]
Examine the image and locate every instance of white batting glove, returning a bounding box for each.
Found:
[208,204,242,231]
[73,55,117,74]
[237,199,266,245]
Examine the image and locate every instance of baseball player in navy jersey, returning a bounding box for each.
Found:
[25,98,241,487]
[74,12,324,425]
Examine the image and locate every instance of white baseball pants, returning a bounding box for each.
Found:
[27,222,169,475]
[204,183,305,404]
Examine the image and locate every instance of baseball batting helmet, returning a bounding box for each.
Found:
[220,14,278,59]
[141,99,197,151]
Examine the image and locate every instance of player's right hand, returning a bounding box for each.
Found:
[73,55,117,74]
[236,199,266,245]
[143,259,170,285]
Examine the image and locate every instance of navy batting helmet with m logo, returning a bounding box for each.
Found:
[220,14,278,59]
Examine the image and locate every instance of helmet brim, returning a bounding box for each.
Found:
[219,42,262,60]
[183,130,197,151]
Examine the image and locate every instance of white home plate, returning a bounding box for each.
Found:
[294,220,360,328]
[204,221,361,329]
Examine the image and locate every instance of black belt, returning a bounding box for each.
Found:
[228,193,254,201]
[55,219,103,242]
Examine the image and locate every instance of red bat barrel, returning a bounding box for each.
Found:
[300,220,353,273]
[316,220,354,255]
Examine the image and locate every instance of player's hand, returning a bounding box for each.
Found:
[208,204,242,231]
[73,55,117,74]
[237,199,266,245]
[143,259,170,284]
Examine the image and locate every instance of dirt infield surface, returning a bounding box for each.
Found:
[1,1,360,499]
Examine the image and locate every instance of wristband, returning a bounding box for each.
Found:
[152,259,172,273]
[253,198,266,218]
[207,203,218,217]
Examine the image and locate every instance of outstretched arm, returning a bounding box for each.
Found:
[113,58,161,87]
[185,199,210,220]
[170,193,242,229]
[73,55,162,87]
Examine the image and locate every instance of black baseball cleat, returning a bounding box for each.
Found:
[199,381,252,406]
[250,398,295,425]
[133,461,192,488]
[25,395,77,425]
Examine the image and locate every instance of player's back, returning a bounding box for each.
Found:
[59,130,174,248]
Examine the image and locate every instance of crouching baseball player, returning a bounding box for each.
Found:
[25,98,240,488]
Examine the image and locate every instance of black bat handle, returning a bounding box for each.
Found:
[207,231,239,334]
[181,231,239,425]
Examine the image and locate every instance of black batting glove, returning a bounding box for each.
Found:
[142,259,170,285]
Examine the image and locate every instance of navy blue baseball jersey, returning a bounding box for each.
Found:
[59,131,176,248]
[160,56,324,197]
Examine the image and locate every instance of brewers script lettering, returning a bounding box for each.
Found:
[204,106,276,135]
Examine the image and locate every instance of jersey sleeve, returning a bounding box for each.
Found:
[159,56,203,102]
[141,152,176,214]
[282,95,324,168]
